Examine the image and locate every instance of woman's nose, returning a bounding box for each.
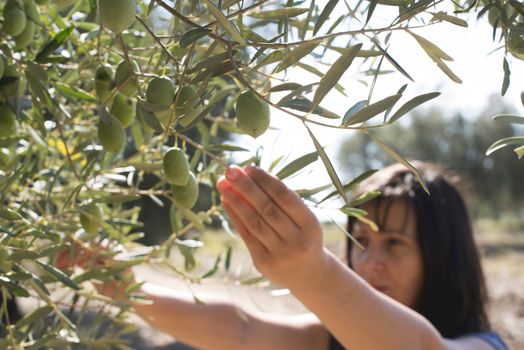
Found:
[358,244,387,273]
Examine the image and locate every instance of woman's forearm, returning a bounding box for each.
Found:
[132,282,327,350]
[288,249,443,350]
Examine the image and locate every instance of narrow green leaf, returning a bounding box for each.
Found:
[206,144,249,152]
[248,8,309,19]
[339,207,379,232]
[137,105,164,132]
[521,91,524,107]
[202,0,246,44]
[35,26,75,63]
[350,190,381,207]
[313,0,339,35]
[201,254,221,278]
[502,57,510,96]
[328,215,365,250]
[492,114,524,124]
[366,0,379,25]
[37,261,80,290]
[15,306,53,329]
[279,98,340,119]
[431,12,468,27]
[180,27,212,48]
[55,82,97,102]
[0,276,30,297]
[371,39,414,82]
[297,62,347,95]
[409,31,453,61]
[486,136,524,155]
[343,94,402,126]
[224,245,233,272]
[436,60,462,84]
[187,52,231,73]
[253,50,285,71]
[514,145,524,159]
[276,151,319,179]
[278,83,316,104]
[388,92,441,124]
[270,83,303,92]
[268,155,285,173]
[311,43,362,112]
[318,169,378,204]
[342,100,368,125]
[367,133,429,194]
[306,125,349,205]
[295,183,332,198]
[275,41,320,73]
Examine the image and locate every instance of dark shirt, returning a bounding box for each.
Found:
[328,331,509,350]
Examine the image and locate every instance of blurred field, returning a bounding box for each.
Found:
[128,223,524,349]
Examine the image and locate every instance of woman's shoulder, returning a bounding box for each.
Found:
[462,331,509,350]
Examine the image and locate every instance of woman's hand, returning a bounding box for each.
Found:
[217,165,330,291]
[56,241,138,301]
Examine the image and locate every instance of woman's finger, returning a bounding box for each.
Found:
[244,166,318,229]
[220,167,300,239]
[222,200,269,261]
[219,181,283,252]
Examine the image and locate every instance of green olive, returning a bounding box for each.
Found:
[95,64,114,102]
[508,28,524,60]
[171,172,199,209]
[111,92,136,128]
[52,0,75,9]
[0,57,4,79]
[0,106,17,138]
[175,85,200,117]
[14,19,35,50]
[235,90,270,138]
[80,203,103,234]
[146,76,175,108]
[0,148,11,169]
[114,59,139,97]
[0,65,22,97]
[4,8,27,37]
[163,147,190,186]
[23,0,40,22]
[99,0,137,34]
[97,114,126,153]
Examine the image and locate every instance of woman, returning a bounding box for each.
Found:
[63,162,509,350]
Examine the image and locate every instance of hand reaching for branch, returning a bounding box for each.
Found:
[55,241,138,301]
[217,165,331,291]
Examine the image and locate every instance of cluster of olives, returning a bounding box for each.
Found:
[94,60,140,153]
[2,0,39,50]
[163,148,199,209]
[0,56,18,141]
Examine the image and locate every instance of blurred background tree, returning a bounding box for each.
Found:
[337,94,524,229]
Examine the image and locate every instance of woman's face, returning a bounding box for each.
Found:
[350,199,424,309]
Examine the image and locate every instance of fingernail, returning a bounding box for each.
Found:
[226,166,240,181]
[245,165,256,176]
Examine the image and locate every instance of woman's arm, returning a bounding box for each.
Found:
[216,165,494,350]
[132,282,329,350]
[56,242,329,350]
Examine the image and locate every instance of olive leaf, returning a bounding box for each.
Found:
[311,43,362,112]
[342,94,402,126]
[202,0,246,44]
[275,151,319,179]
[388,92,441,124]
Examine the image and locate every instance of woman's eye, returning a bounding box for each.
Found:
[387,238,403,246]
[354,235,368,246]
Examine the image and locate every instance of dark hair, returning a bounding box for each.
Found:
[346,162,490,338]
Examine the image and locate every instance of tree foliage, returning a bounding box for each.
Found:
[0,0,523,347]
